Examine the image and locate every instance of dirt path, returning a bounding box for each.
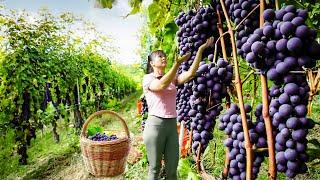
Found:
[43,135,143,180]
[41,92,145,180]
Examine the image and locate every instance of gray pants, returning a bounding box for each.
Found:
[143,115,179,180]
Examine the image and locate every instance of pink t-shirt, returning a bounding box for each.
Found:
[142,73,177,118]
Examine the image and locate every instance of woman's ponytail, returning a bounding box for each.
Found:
[146,55,153,74]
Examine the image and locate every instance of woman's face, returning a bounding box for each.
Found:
[151,54,167,69]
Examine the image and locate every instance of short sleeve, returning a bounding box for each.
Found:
[142,74,154,93]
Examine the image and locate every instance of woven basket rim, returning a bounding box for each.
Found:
[80,110,131,177]
[80,135,131,145]
[80,110,130,141]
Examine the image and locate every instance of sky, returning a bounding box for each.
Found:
[1,0,147,64]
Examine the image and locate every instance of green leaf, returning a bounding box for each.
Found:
[164,22,178,36]
[307,148,320,162]
[94,0,115,9]
[178,157,199,179]
[125,0,143,17]
[309,139,320,148]
[87,126,103,136]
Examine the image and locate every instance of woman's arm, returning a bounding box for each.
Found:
[149,53,191,91]
[177,37,214,85]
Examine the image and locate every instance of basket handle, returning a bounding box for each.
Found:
[81,110,130,139]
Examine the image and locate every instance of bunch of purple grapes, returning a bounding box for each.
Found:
[240,5,320,74]
[141,95,148,116]
[176,80,193,129]
[219,104,268,179]
[268,76,315,178]
[224,0,260,57]
[190,58,233,154]
[239,5,319,178]
[238,5,319,178]
[88,132,118,141]
[253,104,269,149]
[175,7,220,129]
[140,95,148,131]
[175,7,218,60]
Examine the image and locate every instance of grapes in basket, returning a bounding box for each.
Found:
[88,132,118,141]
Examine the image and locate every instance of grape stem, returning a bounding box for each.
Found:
[241,70,255,85]
[259,0,276,179]
[235,4,261,31]
[219,1,254,179]
[216,9,228,60]
[213,31,229,63]
[206,103,222,112]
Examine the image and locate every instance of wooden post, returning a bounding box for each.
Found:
[219,1,253,179]
[259,1,276,179]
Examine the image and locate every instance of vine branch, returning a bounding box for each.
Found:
[219,1,254,179]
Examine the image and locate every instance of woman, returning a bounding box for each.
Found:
[142,37,214,180]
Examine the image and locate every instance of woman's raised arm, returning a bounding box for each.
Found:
[176,37,214,85]
[149,53,191,91]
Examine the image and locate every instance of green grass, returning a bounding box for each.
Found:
[202,128,225,177]
[0,128,79,180]
[125,144,149,179]
[0,130,21,178]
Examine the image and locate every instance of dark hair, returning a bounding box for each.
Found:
[146,50,166,74]
[146,55,153,74]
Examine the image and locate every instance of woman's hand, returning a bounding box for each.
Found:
[199,37,214,52]
[175,52,191,64]
[175,37,214,85]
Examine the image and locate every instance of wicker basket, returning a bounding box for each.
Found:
[80,110,131,177]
